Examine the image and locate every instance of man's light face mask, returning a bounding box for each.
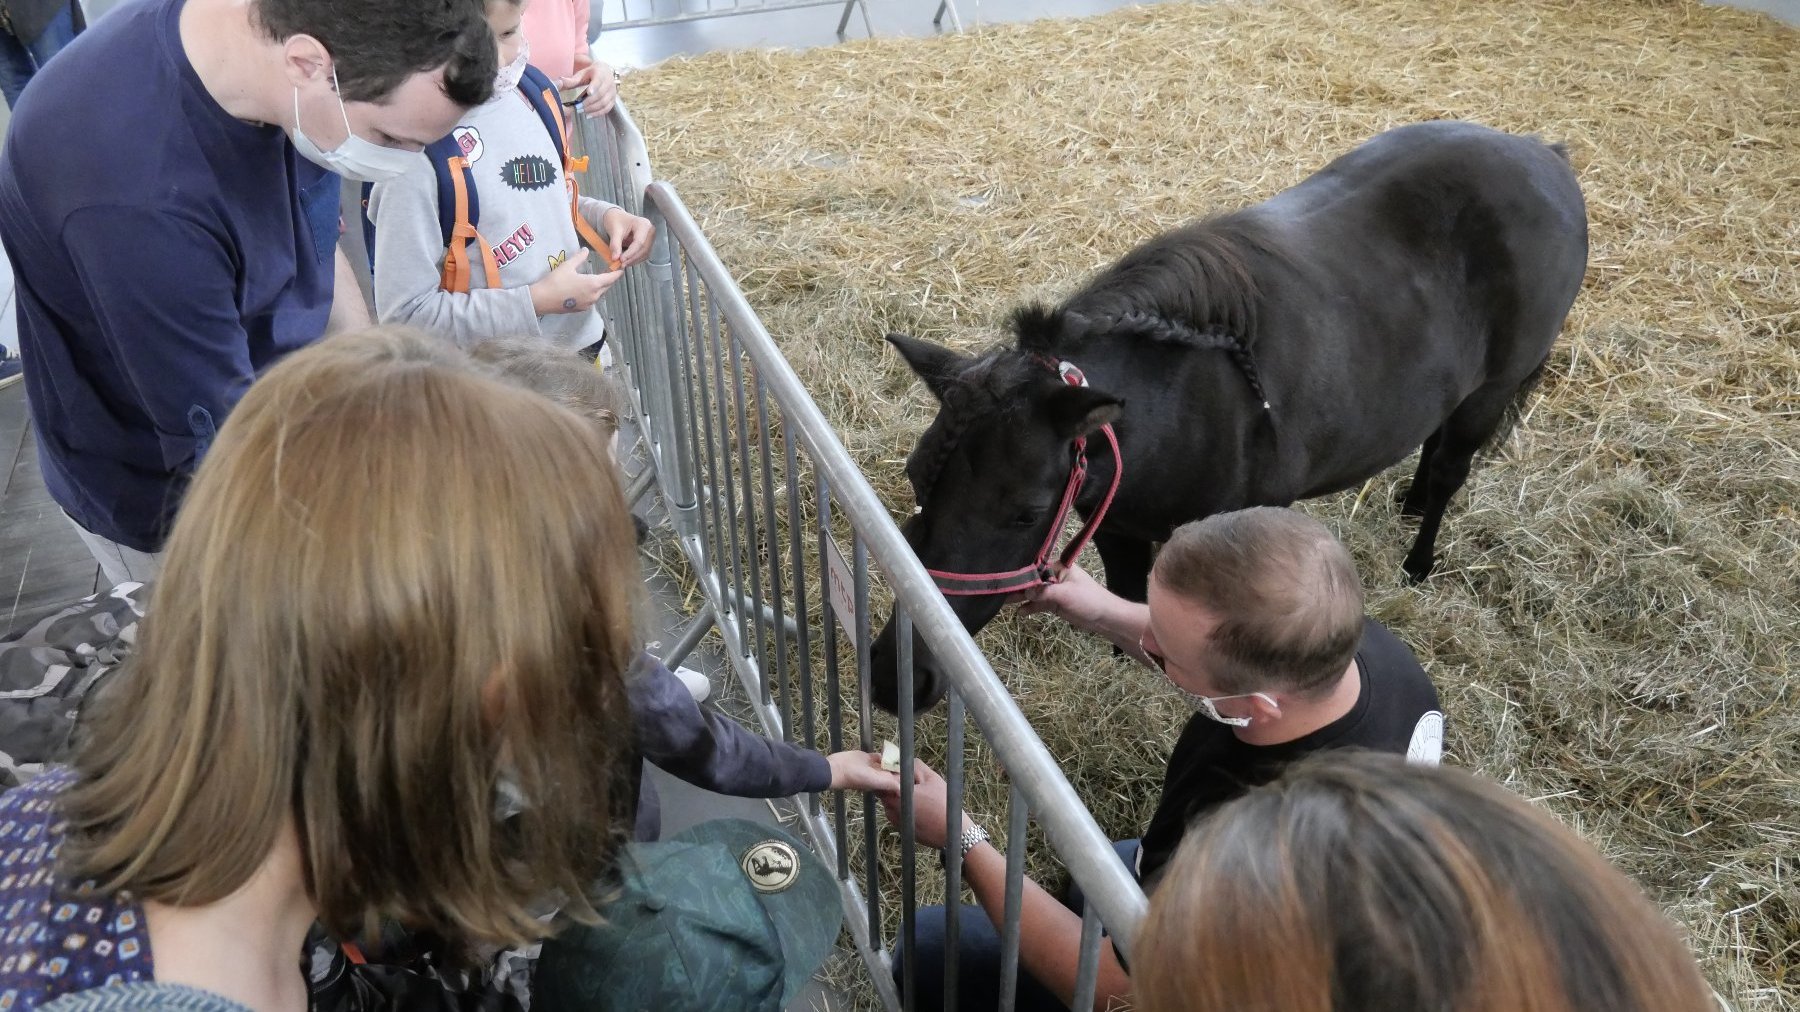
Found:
[1139,635,1277,728]
[291,67,418,183]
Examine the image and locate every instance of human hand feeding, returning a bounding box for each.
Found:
[601,208,655,269]
[878,759,973,851]
[828,749,904,795]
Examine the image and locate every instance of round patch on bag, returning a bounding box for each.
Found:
[741,840,801,893]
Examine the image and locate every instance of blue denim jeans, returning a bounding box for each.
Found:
[0,2,79,108]
[893,839,1140,1012]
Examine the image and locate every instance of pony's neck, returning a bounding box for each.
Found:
[1066,215,1267,343]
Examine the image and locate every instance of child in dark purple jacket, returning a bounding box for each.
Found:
[469,338,901,838]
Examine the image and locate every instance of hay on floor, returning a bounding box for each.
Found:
[623,1,1800,1006]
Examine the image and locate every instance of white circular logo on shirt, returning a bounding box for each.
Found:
[453,126,484,164]
[1407,711,1444,766]
[742,841,801,894]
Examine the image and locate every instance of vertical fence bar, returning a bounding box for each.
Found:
[729,335,769,682]
[896,610,918,1012]
[999,785,1030,1012]
[642,207,699,516]
[668,250,708,536]
[854,535,880,949]
[943,690,967,1012]
[682,254,727,578]
[819,481,849,879]
[704,299,751,652]
[755,373,788,715]
[1071,903,1104,1012]
[788,427,818,768]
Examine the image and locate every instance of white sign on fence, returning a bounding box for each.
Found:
[825,535,856,640]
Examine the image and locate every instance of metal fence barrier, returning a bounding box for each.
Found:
[596,0,875,38]
[576,105,1148,1010]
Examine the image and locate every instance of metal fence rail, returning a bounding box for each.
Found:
[576,107,1148,1011]
[596,0,874,38]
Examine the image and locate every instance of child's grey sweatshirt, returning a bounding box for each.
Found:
[366,84,621,351]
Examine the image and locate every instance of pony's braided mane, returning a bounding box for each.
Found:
[1017,304,1272,411]
[1012,213,1277,410]
[1075,309,1271,410]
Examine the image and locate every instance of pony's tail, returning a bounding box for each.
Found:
[1482,356,1551,455]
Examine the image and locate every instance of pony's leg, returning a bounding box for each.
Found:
[1401,385,1517,582]
[1094,532,1154,603]
[1398,428,1444,519]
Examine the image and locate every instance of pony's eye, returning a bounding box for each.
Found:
[1009,511,1041,529]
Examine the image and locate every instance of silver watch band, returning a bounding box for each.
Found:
[957,822,990,858]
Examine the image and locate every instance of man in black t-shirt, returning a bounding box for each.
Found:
[888,507,1443,1011]
[1134,612,1441,889]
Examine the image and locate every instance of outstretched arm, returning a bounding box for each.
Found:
[884,761,1132,1010]
[1016,566,1154,664]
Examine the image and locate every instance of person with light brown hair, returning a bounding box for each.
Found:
[1135,750,1715,1012]
[889,506,1444,1011]
[0,326,641,1012]
[471,336,630,453]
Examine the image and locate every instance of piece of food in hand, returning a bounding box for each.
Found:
[881,740,902,772]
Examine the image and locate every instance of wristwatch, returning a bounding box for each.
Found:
[956,822,990,858]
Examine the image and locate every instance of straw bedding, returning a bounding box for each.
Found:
[622,0,1799,1005]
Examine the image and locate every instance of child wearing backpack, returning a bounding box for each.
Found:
[364,0,653,354]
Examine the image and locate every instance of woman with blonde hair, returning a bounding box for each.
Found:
[0,326,641,1012]
[1134,751,1714,1012]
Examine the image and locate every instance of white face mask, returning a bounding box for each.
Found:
[495,41,531,94]
[1174,686,1278,727]
[1140,633,1276,727]
[291,67,418,183]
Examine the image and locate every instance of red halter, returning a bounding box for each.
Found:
[926,358,1123,597]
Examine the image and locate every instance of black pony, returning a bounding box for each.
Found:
[872,121,1588,712]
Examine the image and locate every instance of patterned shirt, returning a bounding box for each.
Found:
[0,768,152,1011]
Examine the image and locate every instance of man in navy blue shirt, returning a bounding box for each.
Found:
[0,0,496,582]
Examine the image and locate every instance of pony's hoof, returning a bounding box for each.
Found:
[1402,555,1436,584]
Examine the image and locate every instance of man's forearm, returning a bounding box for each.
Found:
[328,246,372,334]
[1091,597,1153,659]
[955,841,1132,1010]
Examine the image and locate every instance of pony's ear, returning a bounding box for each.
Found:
[887,333,968,402]
[1046,385,1124,440]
